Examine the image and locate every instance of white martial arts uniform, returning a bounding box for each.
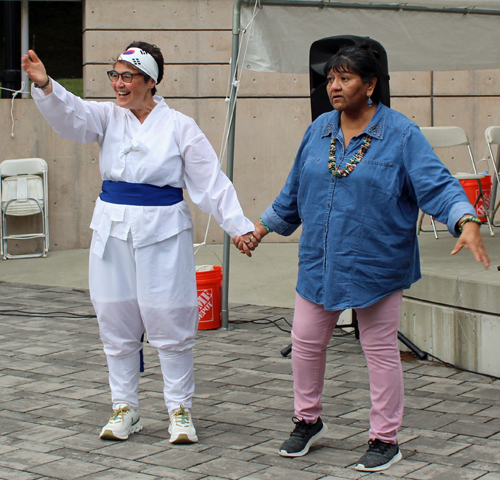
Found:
[32,80,254,413]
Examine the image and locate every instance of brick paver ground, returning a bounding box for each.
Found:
[1,282,500,480]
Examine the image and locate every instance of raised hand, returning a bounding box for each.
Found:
[21,50,49,88]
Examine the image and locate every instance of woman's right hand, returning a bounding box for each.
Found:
[21,49,48,86]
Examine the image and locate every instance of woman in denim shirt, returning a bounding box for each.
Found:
[236,44,489,472]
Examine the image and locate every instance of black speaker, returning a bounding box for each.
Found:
[309,35,390,121]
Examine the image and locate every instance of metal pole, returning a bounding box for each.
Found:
[21,0,29,98]
[221,0,244,330]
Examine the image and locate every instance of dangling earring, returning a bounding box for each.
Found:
[367,96,373,107]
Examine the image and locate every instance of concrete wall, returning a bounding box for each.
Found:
[401,260,500,377]
[401,298,500,378]
[2,0,500,253]
[0,101,100,254]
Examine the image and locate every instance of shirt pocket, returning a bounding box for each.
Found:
[357,158,403,200]
[299,155,322,182]
[298,155,331,219]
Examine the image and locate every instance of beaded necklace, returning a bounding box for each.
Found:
[328,134,372,178]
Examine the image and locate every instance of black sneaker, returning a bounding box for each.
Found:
[355,439,402,472]
[279,417,327,457]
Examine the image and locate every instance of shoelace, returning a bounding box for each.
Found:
[172,406,190,426]
[109,405,131,422]
[290,417,311,438]
[367,439,392,454]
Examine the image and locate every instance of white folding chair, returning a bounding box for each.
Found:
[417,126,494,238]
[485,126,500,226]
[0,158,49,259]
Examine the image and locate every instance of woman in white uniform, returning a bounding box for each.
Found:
[21,41,258,444]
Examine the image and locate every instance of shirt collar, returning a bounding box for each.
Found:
[153,95,167,108]
[321,102,387,140]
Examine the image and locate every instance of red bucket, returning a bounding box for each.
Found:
[459,175,491,222]
[196,266,222,330]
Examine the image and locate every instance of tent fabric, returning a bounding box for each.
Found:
[239,0,500,73]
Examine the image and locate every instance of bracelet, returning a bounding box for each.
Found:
[458,215,482,233]
[260,216,273,233]
[34,77,50,91]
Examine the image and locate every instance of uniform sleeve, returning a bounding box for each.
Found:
[260,124,315,236]
[177,114,254,238]
[32,79,110,145]
[402,124,475,237]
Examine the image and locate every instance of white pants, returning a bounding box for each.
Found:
[89,229,199,413]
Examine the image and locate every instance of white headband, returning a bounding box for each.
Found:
[118,47,159,83]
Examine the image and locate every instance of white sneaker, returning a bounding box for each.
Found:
[168,406,198,444]
[99,404,143,440]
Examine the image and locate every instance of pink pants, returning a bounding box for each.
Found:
[291,291,404,444]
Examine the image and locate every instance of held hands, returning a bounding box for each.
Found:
[233,221,269,257]
[233,231,261,257]
[451,220,490,269]
[21,49,49,87]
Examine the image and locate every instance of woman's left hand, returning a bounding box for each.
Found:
[451,221,490,269]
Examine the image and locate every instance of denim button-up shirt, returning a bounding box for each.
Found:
[261,103,474,310]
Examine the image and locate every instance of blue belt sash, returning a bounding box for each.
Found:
[100,180,183,206]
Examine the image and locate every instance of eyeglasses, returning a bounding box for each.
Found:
[107,70,143,83]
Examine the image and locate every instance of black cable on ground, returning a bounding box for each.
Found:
[232,316,499,381]
[0,309,96,319]
[2,309,497,380]
[230,317,293,334]
[425,351,500,381]
[230,316,355,337]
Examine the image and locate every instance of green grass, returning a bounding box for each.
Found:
[58,78,83,97]
[0,79,84,98]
